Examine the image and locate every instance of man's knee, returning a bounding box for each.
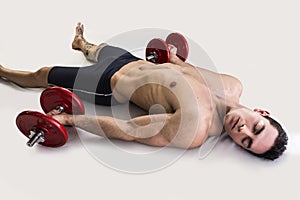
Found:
[87,43,108,62]
[34,66,53,87]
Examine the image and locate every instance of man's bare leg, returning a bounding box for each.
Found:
[71,22,108,63]
[0,65,51,88]
[0,23,105,88]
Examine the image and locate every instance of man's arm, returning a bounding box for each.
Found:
[54,113,173,146]
[54,110,208,149]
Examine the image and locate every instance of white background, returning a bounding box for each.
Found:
[0,0,300,199]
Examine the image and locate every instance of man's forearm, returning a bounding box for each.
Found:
[60,113,170,141]
[61,114,134,141]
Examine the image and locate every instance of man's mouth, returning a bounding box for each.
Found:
[231,117,240,130]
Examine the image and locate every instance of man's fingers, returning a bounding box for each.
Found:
[168,44,177,55]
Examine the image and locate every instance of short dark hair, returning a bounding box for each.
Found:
[248,116,288,161]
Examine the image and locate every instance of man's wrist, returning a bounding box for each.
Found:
[170,54,182,65]
[65,114,75,126]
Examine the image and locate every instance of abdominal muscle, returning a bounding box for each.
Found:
[110,60,196,113]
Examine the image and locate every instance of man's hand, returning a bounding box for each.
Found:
[168,44,177,55]
[46,107,73,126]
[168,44,182,64]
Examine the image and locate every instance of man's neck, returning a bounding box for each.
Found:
[214,94,244,132]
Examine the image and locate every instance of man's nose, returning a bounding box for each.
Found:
[238,124,254,138]
[238,125,253,136]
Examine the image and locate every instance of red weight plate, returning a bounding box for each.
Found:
[16,111,68,147]
[40,87,85,115]
[146,38,170,64]
[166,32,189,62]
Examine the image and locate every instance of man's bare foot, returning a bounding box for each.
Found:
[72,22,86,51]
[0,65,4,77]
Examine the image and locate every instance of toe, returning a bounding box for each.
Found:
[76,22,83,35]
[81,24,84,33]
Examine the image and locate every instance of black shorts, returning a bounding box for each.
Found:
[48,46,142,106]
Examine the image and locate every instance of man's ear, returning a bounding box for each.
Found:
[253,108,270,116]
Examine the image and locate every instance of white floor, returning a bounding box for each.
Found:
[1,0,300,199]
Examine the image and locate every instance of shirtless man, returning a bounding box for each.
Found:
[0,23,287,160]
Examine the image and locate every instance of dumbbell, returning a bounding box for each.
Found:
[145,32,189,64]
[16,86,85,147]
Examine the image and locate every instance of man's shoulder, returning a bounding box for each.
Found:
[220,74,243,98]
